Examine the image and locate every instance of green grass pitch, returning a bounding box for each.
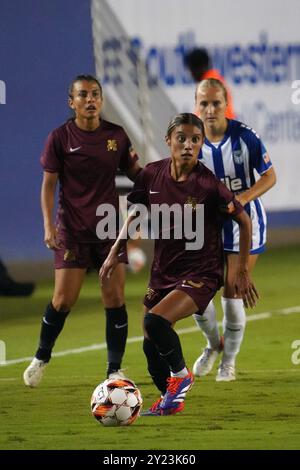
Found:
[0,245,299,450]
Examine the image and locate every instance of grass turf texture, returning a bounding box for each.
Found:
[0,245,299,450]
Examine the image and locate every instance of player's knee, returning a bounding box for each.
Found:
[102,283,124,307]
[52,295,75,312]
[103,292,124,307]
[224,310,246,327]
[222,297,246,325]
[144,312,171,338]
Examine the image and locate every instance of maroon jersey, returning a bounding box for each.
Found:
[128,158,243,290]
[41,119,137,242]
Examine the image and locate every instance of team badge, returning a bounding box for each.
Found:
[263,152,270,164]
[63,250,76,262]
[145,287,156,300]
[184,196,198,211]
[107,139,118,151]
[233,149,243,164]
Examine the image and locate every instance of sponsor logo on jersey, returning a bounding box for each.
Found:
[221,176,243,192]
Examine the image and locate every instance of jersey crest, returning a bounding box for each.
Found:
[184,196,198,211]
[232,149,243,164]
[107,139,118,151]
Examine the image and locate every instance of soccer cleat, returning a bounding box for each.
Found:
[160,370,194,415]
[108,369,127,380]
[192,336,224,377]
[216,363,236,382]
[140,397,163,416]
[23,357,47,387]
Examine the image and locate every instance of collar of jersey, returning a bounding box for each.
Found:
[204,118,232,149]
[167,158,200,182]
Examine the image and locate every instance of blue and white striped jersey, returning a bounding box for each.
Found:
[199,120,273,253]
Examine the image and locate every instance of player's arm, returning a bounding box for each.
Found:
[236,167,276,206]
[125,161,142,182]
[99,211,139,282]
[101,165,148,279]
[41,171,60,250]
[231,209,259,308]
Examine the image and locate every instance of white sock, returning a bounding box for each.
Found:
[221,297,246,366]
[193,300,220,350]
[171,367,188,378]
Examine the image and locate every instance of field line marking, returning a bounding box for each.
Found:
[1,305,299,367]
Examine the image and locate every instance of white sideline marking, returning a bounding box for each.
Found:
[0,377,18,381]
[1,306,299,367]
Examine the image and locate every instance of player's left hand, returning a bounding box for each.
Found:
[234,271,259,308]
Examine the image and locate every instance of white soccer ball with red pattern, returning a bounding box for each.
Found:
[91,377,143,426]
[127,247,147,273]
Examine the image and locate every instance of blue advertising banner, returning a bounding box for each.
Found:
[0,0,94,260]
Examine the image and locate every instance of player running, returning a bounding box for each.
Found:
[100,113,258,415]
[192,78,276,381]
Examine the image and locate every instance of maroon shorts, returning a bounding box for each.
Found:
[143,278,218,313]
[54,237,127,271]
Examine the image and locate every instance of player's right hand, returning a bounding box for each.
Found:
[99,249,119,284]
[44,225,61,250]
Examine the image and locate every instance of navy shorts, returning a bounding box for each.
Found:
[143,278,218,314]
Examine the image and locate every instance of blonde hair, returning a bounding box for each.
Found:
[195,78,228,103]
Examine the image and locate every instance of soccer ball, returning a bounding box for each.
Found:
[91,377,143,427]
[127,247,147,273]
